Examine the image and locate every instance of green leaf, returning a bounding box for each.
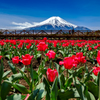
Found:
[21,95,26,100]
[59,66,65,74]
[30,64,36,93]
[17,68,30,86]
[2,70,11,79]
[41,67,47,75]
[8,61,17,74]
[60,74,65,89]
[84,69,94,83]
[37,54,41,58]
[9,73,23,82]
[49,60,52,68]
[86,81,98,99]
[58,89,75,100]
[0,60,4,84]
[36,83,46,99]
[54,62,64,89]
[75,83,87,100]
[54,62,59,74]
[76,66,84,78]
[21,66,25,72]
[58,50,64,56]
[13,83,30,94]
[7,94,22,100]
[65,75,73,89]
[5,55,11,60]
[43,77,50,100]
[36,89,44,100]
[17,67,30,85]
[51,77,58,100]
[83,84,96,100]
[91,73,97,81]
[1,82,11,100]
[30,64,34,81]
[86,91,96,100]
[28,89,39,100]
[32,70,38,80]
[4,80,12,85]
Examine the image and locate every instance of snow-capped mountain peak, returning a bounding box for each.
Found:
[25,16,90,30]
[34,16,77,28]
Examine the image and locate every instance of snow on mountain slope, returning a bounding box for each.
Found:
[25,16,90,30]
[33,16,77,28]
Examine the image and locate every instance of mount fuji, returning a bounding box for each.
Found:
[25,16,90,30]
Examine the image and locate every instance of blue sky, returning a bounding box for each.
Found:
[0,0,100,30]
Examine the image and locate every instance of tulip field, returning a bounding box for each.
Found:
[0,38,100,100]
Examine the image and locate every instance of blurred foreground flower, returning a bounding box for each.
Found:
[0,56,2,60]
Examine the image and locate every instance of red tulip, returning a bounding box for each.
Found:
[20,54,33,65]
[60,56,77,69]
[37,42,48,51]
[0,56,2,60]
[94,46,98,49]
[88,47,92,51]
[12,56,19,64]
[46,68,58,82]
[18,42,23,48]
[97,50,100,65]
[97,50,100,57]
[0,42,4,46]
[53,41,57,47]
[71,42,74,46]
[26,43,31,49]
[43,37,47,41]
[74,52,86,64]
[46,50,56,59]
[13,46,16,49]
[59,61,64,65]
[93,66,100,76]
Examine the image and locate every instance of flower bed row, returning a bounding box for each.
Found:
[0,38,100,100]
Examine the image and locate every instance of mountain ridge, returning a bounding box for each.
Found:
[25,16,90,30]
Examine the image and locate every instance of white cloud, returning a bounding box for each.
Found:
[12,22,34,29]
[11,21,41,29]
[0,14,44,29]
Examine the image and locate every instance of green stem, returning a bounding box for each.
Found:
[67,69,68,79]
[41,51,43,63]
[50,59,53,69]
[51,59,53,69]
[66,69,68,82]
[27,65,30,81]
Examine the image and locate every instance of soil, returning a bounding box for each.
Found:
[2,56,96,100]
